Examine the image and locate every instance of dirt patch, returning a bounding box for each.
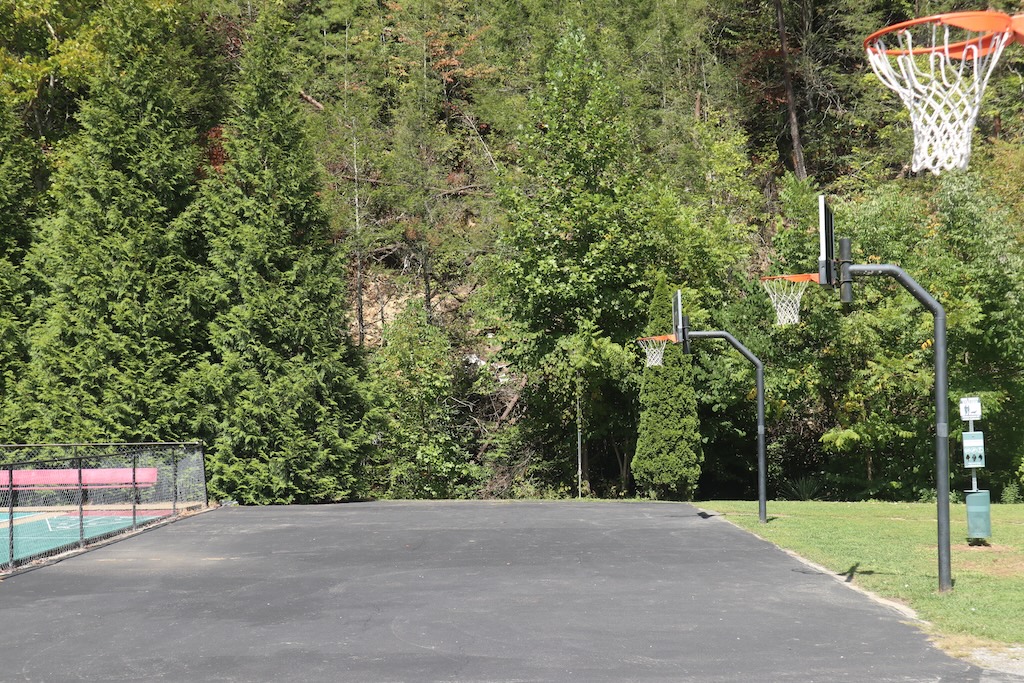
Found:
[951,544,1024,578]
[951,543,1015,552]
[968,647,1024,677]
[931,635,1024,677]
[958,556,1024,578]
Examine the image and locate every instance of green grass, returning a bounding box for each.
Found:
[702,500,1024,648]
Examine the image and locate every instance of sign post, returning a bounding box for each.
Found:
[959,396,981,423]
[960,397,991,543]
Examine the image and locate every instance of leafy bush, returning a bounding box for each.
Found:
[780,476,824,501]
[367,303,484,499]
[1002,481,1021,505]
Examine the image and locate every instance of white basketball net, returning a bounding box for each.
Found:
[762,278,811,326]
[637,338,668,367]
[866,23,1013,174]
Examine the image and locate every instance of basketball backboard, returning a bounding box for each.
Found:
[818,195,836,288]
[672,289,691,353]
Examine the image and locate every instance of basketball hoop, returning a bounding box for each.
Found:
[761,273,818,325]
[864,11,1015,175]
[636,334,674,367]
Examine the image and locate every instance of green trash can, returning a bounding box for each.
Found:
[965,490,991,540]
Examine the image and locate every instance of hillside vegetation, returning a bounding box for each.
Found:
[3,0,1024,503]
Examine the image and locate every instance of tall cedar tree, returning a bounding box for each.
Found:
[632,277,703,500]
[0,99,38,441]
[17,0,214,442]
[193,6,366,504]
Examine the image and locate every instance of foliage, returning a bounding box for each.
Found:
[15,0,218,443]
[633,276,704,500]
[544,320,640,494]
[0,98,39,439]
[366,302,484,498]
[780,475,824,501]
[189,6,366,504]
[751,173,1024,502]
[0,0,103,140]
[490,29,673,352]
[1015,459,1024,503]
[482,28,667,493]
[1001,480,1020,505]
[2,0,1024,504]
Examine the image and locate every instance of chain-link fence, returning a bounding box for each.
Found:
[1,442,208,572]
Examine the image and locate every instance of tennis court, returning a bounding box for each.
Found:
[2,442,208,572]
[0,510,167,564]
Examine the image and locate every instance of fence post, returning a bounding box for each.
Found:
[200,444,209,507]
[172,446,179,515]
[7,464,14,571]
[131,451,138,531]
[77,452,85,548]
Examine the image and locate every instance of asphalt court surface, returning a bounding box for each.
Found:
[0,500,1019,682]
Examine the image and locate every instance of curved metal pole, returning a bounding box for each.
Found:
[689,331,767,524]
[842,249,951,592]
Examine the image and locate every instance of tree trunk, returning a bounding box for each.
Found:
[773,0,807,180]
[422,247,432,324]
[612,439,632,495]
[351,131,365,346]
[355,250,365,346]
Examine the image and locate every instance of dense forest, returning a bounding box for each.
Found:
[3,0,1024,504]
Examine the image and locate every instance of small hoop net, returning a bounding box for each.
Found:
[637,335,673,367]
[761,273,817,326]
[864,11,1014,175]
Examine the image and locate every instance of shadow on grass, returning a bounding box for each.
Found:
[696,509,780,523]
[842,563,876,582]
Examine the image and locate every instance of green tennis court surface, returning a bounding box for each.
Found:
[1,512,167,564]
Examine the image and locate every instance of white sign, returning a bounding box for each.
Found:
[959,396,982,422]
[963,431,985,468]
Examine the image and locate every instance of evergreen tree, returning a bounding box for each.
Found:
[0,98,38,441]
[190,5,367,504]
[632,276,703,500]
[17,0,218,442]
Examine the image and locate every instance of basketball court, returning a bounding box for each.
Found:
[3,13,1024,683]
[0,501,1018,681]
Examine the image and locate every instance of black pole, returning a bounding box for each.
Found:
[172,446,179,516]
[844,260,952,593]
[77,454,85,549]
[6,465,14,571]
[131,451,138,531]
[839,238,854,304]
[199,443,209,508]
[689,330,767,524]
